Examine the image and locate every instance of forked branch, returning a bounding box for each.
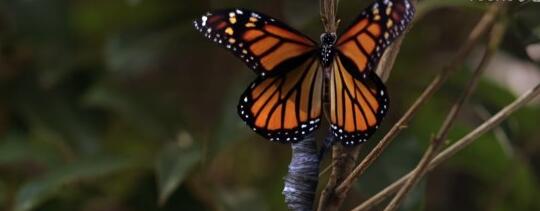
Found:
[353,82,540,211]
[383,16,507,211]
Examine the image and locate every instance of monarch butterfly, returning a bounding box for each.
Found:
[194,0,414,146]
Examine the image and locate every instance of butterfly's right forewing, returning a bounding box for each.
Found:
[194,9,317,77]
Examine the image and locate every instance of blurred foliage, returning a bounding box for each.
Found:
[0,0,539,211]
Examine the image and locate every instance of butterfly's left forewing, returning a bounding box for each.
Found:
[238,55,323,143]
[194,9,317,77]
[329,0,414,145]
[330,56,389,146]
[336,0,415,78]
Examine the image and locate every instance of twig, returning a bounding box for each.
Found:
[319,160,336,177]
[320,0,339,33]
[283,134,320,211]
[352,82,540,211]
[334,2,504,199]
[474,105,514,157]
[318,145,362,211]
[383,18,507,211]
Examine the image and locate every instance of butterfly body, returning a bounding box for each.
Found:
[319,32,337,67]
[194,0,414,146]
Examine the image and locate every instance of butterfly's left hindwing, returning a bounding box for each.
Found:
[194,9,317,77]
[238,55,323,143]
[329,56,389,146]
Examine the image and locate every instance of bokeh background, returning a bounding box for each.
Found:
[1,0,539,210]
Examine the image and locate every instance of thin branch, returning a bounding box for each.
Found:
[383,19,507,211]
[334,2,504,198]
[352,82,540,211]
[318,145,362,211]
[320,0,339,33]
[474,105,514,157]
[319,160,336,177]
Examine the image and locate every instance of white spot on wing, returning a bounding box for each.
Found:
[251,12,261,18]
[201,16,208,26]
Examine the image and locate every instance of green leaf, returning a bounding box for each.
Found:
[0,134,33,164]
[13,156,135,211]
[452,133,510,181]
[481,159,540,211]
[0,129,70,170]
[11,78,101,154]
[156,131,201,206]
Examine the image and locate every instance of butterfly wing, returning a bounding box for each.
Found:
[336,0,414,78]
[194,9,317,77]
[329,56,389,146]
[238,54,323,143]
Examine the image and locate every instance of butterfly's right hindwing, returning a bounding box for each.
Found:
[238,55,323,143]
